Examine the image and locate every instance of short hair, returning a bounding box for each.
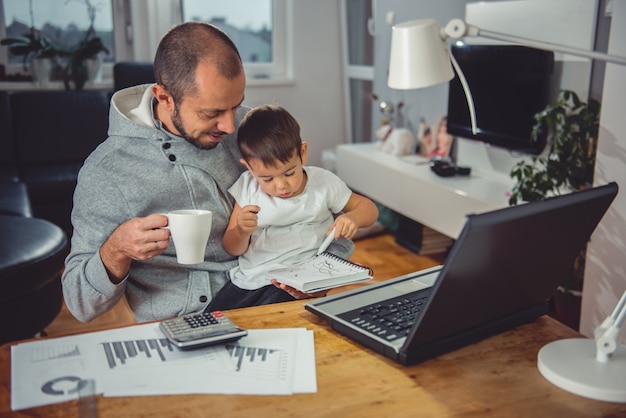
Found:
[238,105,303,168]
[153,22,243,104]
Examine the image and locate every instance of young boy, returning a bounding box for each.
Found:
[208,105,378,310]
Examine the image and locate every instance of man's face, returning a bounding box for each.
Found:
[162,62,246,150]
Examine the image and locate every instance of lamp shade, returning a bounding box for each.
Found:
[388,19,454,90]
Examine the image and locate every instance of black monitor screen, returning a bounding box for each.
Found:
[446,44,554,155]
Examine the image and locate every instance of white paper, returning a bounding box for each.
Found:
[11,323,316,411]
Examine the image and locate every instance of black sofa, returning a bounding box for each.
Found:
[0,90,109,343]
[0,90,111,234]
[0,63,154,343]
[1,62,155,235]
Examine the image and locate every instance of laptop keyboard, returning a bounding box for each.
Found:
[338,293,430,342]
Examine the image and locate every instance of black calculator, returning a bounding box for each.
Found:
[159,310,248,349]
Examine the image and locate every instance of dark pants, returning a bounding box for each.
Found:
[205,280,296,312]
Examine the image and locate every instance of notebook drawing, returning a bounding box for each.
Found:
[268,252,372,292]
[305,182,618,366]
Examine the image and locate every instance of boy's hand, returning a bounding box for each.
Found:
[330,214,359,240]
[238,205,261,235]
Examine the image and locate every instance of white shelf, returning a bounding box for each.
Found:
[336,143,515,239]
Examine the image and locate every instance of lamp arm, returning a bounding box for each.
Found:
[595,289,626,363]
[448,45,477,135]
[443,18,626,66]
[594,290,626,339]
[478,28,626,65]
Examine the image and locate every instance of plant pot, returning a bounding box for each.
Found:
[548,289,582,330]
[30,57,53,88]
[61,55,103,90]
[84,56,102,83]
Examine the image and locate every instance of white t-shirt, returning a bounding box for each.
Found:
[228,166,352,290]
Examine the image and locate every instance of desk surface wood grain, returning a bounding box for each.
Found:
[2,300,626,418]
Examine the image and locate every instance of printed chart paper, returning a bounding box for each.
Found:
[11,324,315,410]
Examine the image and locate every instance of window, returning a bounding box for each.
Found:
[1,0,115,81]
[0,0,287,86]
[181,0,287,80]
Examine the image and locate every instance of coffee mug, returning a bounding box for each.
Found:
[164,209,212,264]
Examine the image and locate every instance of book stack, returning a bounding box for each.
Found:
[395,214,454,256]
[420,226,454,255]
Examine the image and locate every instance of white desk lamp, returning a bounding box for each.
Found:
[388,18,626,403]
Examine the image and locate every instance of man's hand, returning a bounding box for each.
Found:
[99,214,170,283]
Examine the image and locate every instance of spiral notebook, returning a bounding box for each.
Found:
[267,252,373,292]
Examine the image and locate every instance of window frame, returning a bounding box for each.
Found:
[180,0,289,82]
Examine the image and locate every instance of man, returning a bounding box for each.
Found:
[62,22,352,323]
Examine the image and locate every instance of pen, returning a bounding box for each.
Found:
[316,227,337,256]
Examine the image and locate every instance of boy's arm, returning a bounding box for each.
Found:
[223,203,260,256]
[332,192,379,240]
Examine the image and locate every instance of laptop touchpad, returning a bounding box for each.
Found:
[392,273,437,293]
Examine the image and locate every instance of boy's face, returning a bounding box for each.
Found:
[242,143,308,199]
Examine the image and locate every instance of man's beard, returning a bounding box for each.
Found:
[171,104,221,150]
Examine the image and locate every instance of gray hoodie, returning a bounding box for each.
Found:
[62,84,248,322]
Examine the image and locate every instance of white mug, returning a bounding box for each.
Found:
[164,210,212,264]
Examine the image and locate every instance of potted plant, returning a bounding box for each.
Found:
[1,26,59,86]
[60,0,110,90]
[509,89,601,329]
[1,0,61,84]
[61,33,109,90]
[1,28,57,68]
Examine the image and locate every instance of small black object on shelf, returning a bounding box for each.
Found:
[429,157,471,177]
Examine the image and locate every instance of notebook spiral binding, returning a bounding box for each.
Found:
[321,252,373,275]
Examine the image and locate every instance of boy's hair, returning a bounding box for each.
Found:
[238,105,303,168]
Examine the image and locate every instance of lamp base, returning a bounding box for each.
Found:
[537,338,626,403]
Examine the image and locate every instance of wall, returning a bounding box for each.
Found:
[581,0,626,339]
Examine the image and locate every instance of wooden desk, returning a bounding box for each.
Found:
[2,300,625,417]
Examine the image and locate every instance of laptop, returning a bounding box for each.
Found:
[305,182,618,365]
